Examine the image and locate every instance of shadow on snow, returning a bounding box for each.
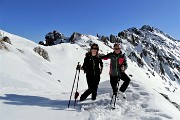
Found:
[0,80,113,110]
[0,94,70,110]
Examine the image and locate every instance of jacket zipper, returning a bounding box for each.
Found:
[92,57,96,75]
[116,54,121,76]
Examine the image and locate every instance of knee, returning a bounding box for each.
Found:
[126,78,131,84]
[127,77,131,82]
[124,74,131,82]
[123,77,131,84]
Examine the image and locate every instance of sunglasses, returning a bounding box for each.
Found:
[92,47,98,50]
[114,48,120,50]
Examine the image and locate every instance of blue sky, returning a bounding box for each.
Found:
[1,0,180,42]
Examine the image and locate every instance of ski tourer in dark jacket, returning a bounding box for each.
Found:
[78,43,103,101]
[101,51,127,76]
[100,43,130,98]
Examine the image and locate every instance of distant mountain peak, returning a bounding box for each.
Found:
[140,25,153,32]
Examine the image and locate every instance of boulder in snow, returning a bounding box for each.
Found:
[0,36,11,50]
[3,36,11,44]
[33,46,50,61]
[0,40,8,50]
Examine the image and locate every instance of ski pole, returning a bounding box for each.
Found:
[74,68,80,107]
[68,62,80,108]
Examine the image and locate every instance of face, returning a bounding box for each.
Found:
[114,45,121,54]
[91,46,98,56]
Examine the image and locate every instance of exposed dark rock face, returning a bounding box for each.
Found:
[34,46,50,61]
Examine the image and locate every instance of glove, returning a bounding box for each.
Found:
[74,91,79,99]
[121,65,125,72]
[76,64,81,70]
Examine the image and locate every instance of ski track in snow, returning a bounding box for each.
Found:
[73,80,173,120]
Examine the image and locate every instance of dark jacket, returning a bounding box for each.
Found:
[100,52,127,76]
[82,53,103,76]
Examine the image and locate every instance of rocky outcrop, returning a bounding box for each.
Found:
[33,46,50,61]
[116,25,180,83]
[140,25,153,32]
[118,30,128,38]
[69,32,82,43]
[128,52,144,67]
[0,40,8,50]
[2,36,11,44]
[160,93,180,111]
[110,34,116,43]
[0,36,11,50]
[43,30,65,46]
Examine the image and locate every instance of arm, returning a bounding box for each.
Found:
[124,54,128,70]
[99,59,103,74]
[82,57,87,72]
[100,53,112,60]
[122,53,128,71]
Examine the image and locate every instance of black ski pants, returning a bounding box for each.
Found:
[110,72,131,95]
[80,74,100,101]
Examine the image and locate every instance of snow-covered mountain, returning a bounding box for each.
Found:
[0,26,180,120]
[118,25,180,85]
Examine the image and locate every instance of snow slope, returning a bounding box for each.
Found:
[0,30,180,120]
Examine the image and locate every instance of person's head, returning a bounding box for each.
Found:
[113,43,121,54]
[90,43,99,56]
